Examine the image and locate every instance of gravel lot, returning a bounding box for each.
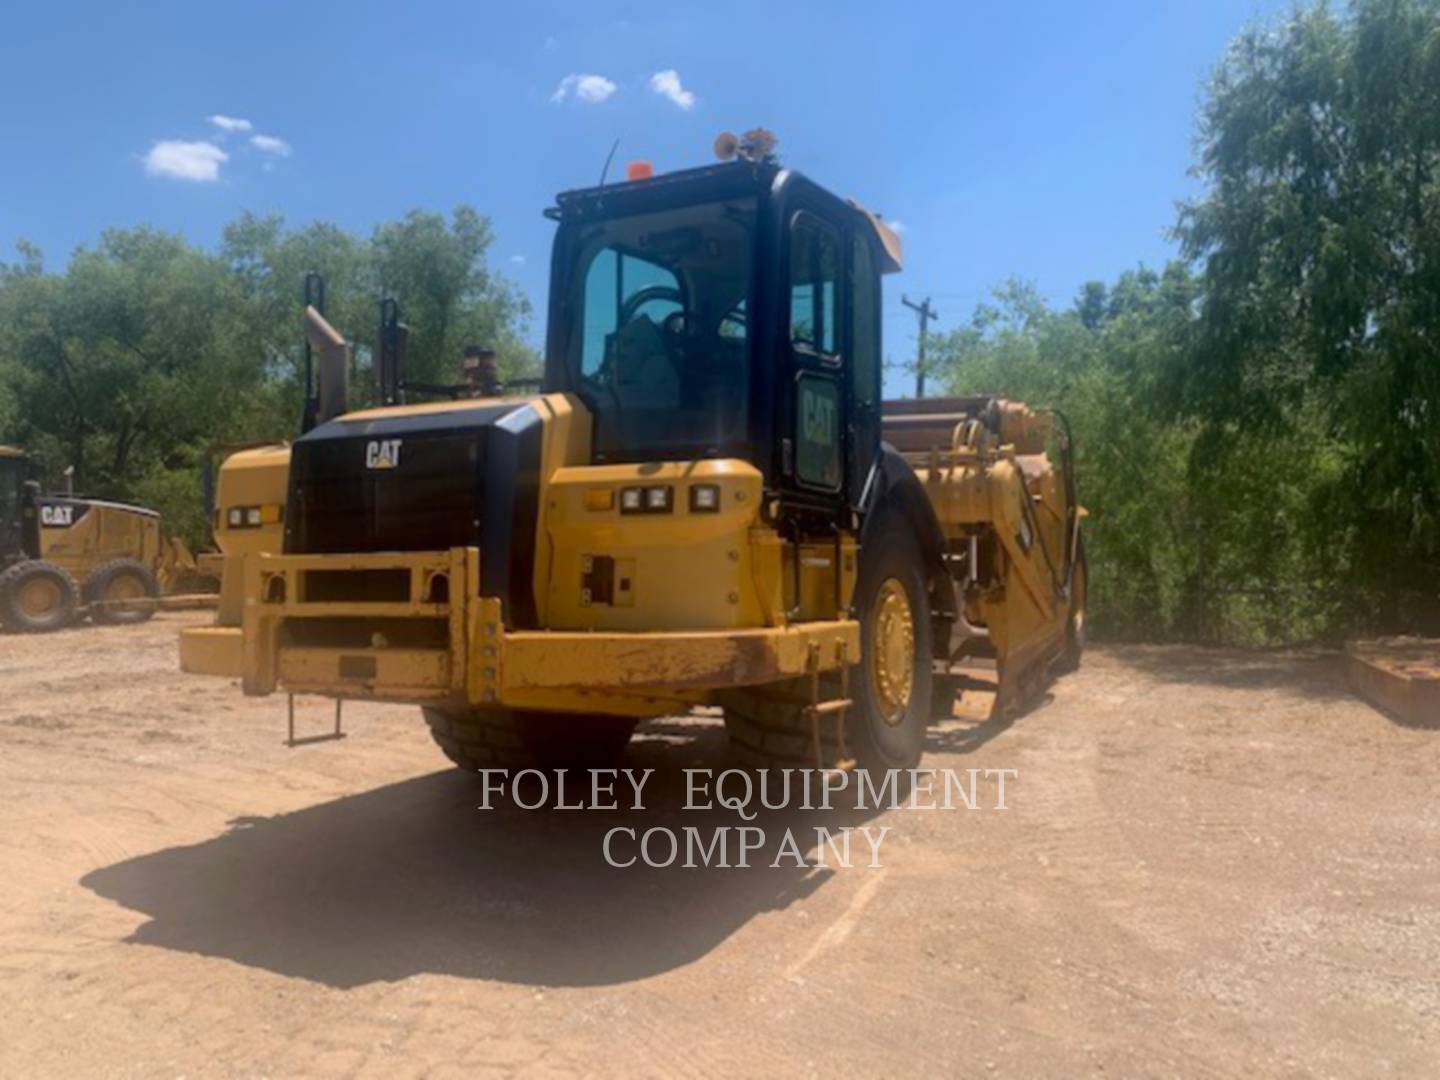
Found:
[1,612,1436,1077]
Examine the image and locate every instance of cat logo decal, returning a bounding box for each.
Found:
[365,439,402,470]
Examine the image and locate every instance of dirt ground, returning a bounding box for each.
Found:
[1,612,1437,1078]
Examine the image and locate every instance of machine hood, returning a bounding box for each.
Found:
[284,398,546,626]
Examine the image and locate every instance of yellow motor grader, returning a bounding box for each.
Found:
[0,445,195,632]
[182,134,1085,773]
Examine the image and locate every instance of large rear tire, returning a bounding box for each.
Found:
[422,706,637,772]
[722,516,934,773]
[0,560,81,633]
[86,558,159,626]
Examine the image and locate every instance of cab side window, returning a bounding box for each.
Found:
[789,214,840,359]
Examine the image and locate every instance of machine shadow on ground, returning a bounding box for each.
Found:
[82,697,1010,990]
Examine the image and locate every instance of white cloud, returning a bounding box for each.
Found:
[508,254,526,266]
[143,140,228,182]
[207,114,252,133]
[550,73,616,104]
[250,134,292,157]
[648,69,696,110]
[886,219,907,234]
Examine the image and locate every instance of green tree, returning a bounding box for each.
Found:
[370,207,535,389]
[931,273,1209,641]
[220,212,371,438]
[222,206,537,421]
[0,228,268,502]
[929,0,1440,643]
[1175,0,1440,629]
[0,204,538,549]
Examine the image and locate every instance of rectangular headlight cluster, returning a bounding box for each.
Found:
[612,484,722,515]
[620,485,673,514]
[689,484,721,512]
[224,504,282,529]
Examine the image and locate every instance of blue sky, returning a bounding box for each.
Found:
[0,1,1282,393]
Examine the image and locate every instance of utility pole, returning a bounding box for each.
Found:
[901,294,938,397]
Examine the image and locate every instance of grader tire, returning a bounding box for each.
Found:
[422,706,637,772]
[0,560,81,634]
[86,558,159,626]
[722,516,934,773]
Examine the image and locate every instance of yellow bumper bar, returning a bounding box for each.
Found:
[178,625,245,677]
[227,548,858,708]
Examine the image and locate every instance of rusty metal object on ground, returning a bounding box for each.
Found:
[1346,639,1440,726]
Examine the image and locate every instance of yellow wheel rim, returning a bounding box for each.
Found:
[870,578,915,725]
[104,574,145,604]
[18,577,62,618]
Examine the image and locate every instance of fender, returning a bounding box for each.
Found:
[857,443,957,632]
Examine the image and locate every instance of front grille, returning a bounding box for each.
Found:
[289,431,483,555]
[281,617,451,650]
[303,568,409,603]
[282,400,546,628]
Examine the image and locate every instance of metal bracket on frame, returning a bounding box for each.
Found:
[286,693,347,747]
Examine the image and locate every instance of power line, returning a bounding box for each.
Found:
[900,294,938,397]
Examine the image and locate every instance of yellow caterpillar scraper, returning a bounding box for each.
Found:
[184,131,1085,773]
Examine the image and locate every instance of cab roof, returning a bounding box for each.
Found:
[551,160,903,273]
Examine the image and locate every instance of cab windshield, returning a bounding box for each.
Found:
[566,200,754,462]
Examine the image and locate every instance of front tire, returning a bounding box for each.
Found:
[423,706,637,772]
[846,518,935,771]
[0,560,81,633]
[723,516,934,772]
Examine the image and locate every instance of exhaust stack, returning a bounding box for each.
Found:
[304,305,350,425]
[377,299,409,407]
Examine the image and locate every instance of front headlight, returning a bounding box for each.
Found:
[689,484,720,512]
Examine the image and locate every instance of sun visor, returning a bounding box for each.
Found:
[847,199,903,274]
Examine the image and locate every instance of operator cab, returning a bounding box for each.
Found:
[544,144,900,526]
[0,447,36,564]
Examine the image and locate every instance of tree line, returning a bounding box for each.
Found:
[930,0,1440,643]
[0,208,537,546]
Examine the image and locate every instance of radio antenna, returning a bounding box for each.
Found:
[598,138,620,188]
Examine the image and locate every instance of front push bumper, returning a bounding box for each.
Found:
[206,548,857,710]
